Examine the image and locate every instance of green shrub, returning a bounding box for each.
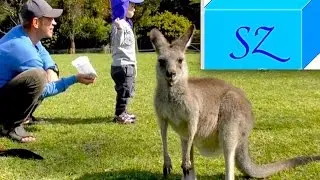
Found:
[41,32,59,49]
[79,17,111,42]
[137,11,192,42]
[193,29,200,43]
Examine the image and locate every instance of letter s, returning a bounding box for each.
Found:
[229,26,250,59]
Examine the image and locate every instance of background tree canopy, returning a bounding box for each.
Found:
[0,0,200,53]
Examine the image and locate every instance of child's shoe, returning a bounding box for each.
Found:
[113,113,135,124]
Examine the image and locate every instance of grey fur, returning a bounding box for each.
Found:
[150,25,320,180]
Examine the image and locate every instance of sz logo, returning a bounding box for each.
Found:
[229,26,290,62]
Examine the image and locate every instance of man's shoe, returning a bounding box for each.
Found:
[1,125,36,143]
[113,113,135,124]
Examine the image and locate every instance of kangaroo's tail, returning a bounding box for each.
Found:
[0,149,43,160]
[235,140,320,178]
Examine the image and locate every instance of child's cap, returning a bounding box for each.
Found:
[111,0,144,22]
[129,0,144,3]
[112,0,143,8]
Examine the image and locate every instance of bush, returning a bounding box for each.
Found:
[193,29,200,43]
[136,11,192,49]
[78,17,112,46]
[41,32,59,49]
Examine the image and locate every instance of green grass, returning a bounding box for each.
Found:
[0,53,319,180]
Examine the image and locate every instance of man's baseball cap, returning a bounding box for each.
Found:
[21,0,63,19]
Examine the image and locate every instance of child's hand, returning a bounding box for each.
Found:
[114,18,122,29]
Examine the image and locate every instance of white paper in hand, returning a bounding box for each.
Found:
[72,56,97,77]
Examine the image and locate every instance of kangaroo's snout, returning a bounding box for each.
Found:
[165,70,177,87]
[166,71,176,78]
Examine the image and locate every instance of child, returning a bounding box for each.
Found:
[110,0,143,124]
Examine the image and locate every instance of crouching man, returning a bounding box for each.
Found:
[0,0,96,143]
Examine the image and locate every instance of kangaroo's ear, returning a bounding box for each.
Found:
[172,24,196,52]
[150,28,169,54]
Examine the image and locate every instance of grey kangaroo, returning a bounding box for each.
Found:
[150,25,320,180]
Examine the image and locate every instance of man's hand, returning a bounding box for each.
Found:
[76,73,96,85]
[46,69,59,82]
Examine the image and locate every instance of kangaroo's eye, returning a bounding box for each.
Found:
[158,58,166,67]
[177,58,183,64]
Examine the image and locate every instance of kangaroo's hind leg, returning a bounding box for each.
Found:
[218,92,247,180]
[219,120,240,180]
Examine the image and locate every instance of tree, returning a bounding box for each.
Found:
[130,0,161,51]
[77,17,111,47]
[132,0,161,23]
[158,0,200,29]
[54,0,85,54]
[83,0,110,19]
[0,0,26,34]
[50,0,112,53]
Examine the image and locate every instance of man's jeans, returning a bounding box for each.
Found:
[0,69,46,130]
[111,65,135,116]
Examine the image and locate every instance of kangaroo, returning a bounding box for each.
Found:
[149,25,320,180]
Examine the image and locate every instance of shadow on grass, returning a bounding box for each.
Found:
[32,116,115,125]
[76,170,251,180]
[0,149,44,160]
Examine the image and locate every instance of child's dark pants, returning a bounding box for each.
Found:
[111,64,135,116]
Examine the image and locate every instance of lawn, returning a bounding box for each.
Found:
[0,53,319,180]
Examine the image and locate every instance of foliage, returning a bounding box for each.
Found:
[51,0,112,52]
[191,0,200,4]
[0,0,26,34]
[83,0,111,19]
[0,4,10,23]
[1,0,25,24]
[193,29,200,43]
[137,11,192,42]
[158,0,200,28]
[41,32,59,49]
[132,0,161,23]
[78,17,111,45]
[58,0,85,38]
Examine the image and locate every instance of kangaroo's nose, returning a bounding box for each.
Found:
[166,71,176,78]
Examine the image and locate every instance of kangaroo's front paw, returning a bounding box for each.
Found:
[181,161,192,176]
[163,163,172,178]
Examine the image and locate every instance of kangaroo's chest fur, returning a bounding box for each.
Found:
[155,82,191,137]
[155,78,233,156]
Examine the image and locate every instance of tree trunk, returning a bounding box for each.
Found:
[69,34,76,54]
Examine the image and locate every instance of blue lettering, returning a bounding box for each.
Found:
[230,26,290,62]
[229,26,250,59]
[253,26,290,62]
